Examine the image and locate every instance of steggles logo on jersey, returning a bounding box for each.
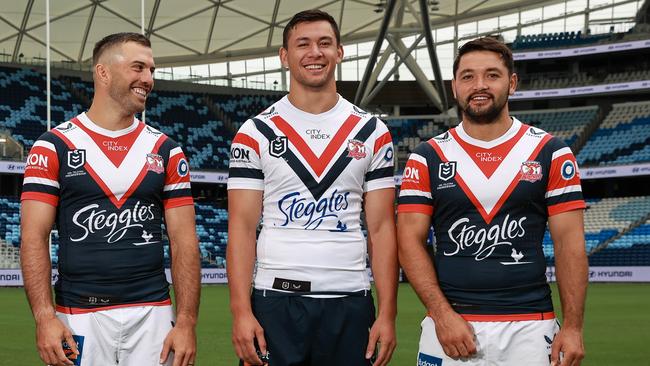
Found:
[70,201,156,244]
[438,161,456,181]
[145,153,164,174]
[347,139,367,160]
[446,214,527,261]
[133,229,160,246]
[278,189,350,230]
[500,247,533,265]
[270,136,287,158]
[67,149,86,169]
[520,161,543,182]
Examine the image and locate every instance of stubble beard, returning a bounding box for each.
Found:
[460,93,508,125]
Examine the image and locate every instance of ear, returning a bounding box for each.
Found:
[509,72,518,95]
[279,47,288,69]
[336,43,343,64]
[451,78,457,100]
[95,63,110,85]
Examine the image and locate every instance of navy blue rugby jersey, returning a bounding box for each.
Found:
[21,113,193,311]
[398,118,585,315]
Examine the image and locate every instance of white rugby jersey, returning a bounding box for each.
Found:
[228,95,395,293]
[398,118,585,315]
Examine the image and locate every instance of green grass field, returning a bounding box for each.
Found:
[1,283,648,365]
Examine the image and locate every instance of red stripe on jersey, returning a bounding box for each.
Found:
[374,132,392,154]
[232,132,260,156]
[428,133,553,224]
[55,298,172,314]
[400,160,431,194]
[548,200,586,216]
[271,114,361,177]
[72,118,145,168]
[459,311,555,322]
[23,145,59,181]
[52,127,168,209]
[547,153,582,193]
[21,192,59,206]
[397,204,434,215]
[164,196,195,209]
[449,123,528,179]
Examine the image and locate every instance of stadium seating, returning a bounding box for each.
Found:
[511,30,611,50]
[577,101,650,166]
[544,196,650,264]
[512,106,598,148]
[589,218,650,266]
[212,94,282,130]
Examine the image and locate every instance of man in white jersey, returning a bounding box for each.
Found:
[398,37,587,366]
[20,33,199,366]
[227,9,398,366]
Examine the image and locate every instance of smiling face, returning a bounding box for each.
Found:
[452,50,517,125]
[101,41,155,115]
[280,20,342,91]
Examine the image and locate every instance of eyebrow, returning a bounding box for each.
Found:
[132,60,155,70]
[295,36,334,43]
[459,67,503,74]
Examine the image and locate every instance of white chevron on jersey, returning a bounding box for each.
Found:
[54,113,164,206]
[430,118,549,223]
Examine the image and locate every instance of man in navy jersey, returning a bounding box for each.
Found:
[398,37,587,366]
[227,10,398,366]
[20,33,200,366]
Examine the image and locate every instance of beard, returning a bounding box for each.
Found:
[109,80,146,115]
[459,92,508,125]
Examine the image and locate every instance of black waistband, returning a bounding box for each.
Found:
[253,289,371,297]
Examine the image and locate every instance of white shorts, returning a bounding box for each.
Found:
[56,305,175,366]
[418,315,559,366]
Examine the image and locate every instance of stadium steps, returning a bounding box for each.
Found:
[202,95,238,136]
[589,211,650,256]
[574,103,610,155]
[61,76,92,110]
[0,241,20,269]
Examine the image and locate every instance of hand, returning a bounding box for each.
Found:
[159,323,197,366]
[366,315,396,366]
[231,312,266,365]
[35,315,77,366]
[433,310,476,359]
[551,327,584,366]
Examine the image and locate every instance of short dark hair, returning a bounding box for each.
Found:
[92,32,151,65]
[282,10,340,49]
[453,37,514,77]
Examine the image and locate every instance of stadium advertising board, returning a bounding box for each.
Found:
[513,39,650,61]
[1,267,649,286]
[511,80,650,100]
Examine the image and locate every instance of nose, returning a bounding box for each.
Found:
[141,69,154,88]
[472,75,488,91]
[307,42,323,57]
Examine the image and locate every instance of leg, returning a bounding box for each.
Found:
[118,305,175,366]
[491,319,559,365]
[418,316,485,366]
[56,311,120,366]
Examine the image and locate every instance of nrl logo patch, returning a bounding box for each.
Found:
[269,136,287,158]
[347,139,367,160]
[520,160,543,182]
[438,161,456,181]
[145,153,165,174]
[67,149,86,169]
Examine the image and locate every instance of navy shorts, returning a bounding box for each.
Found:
[243,289,376,366]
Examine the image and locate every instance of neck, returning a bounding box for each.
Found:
[461,109,513,141]
[287,81,338,114]
[86,95,136,131]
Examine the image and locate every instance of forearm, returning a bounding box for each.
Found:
[170,240,201,327]
[369,227,398,319]
[554,241,588,329]
[20,236,55,322]
[398,232,453,317]
[226,228,257,316]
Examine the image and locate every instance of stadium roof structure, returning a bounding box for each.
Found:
[0,0,561,68]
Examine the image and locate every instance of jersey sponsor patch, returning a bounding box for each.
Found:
[63,334,84,365]
[269,136,287,158]
[560,160,576,180]
[417,352,443,366]
[177,158,189,177]
[438,161,456,181]
[520,160,543,182]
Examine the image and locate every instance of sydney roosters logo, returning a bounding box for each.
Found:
[520,161,542,182]
[347,139,367,160]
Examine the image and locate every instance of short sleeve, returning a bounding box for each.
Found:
[227,119,265,191]
[163,142,194,209]
[545,141,586,216]
[363,119,395,192]
[21,134,60,207]
[397,143,434,216]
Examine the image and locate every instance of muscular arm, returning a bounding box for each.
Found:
[21,200,76,365]
[397,212,476,358]
[226,189,265,365]
[160,204,201,366]
[364,188,398,366]
[548,209,587,365]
